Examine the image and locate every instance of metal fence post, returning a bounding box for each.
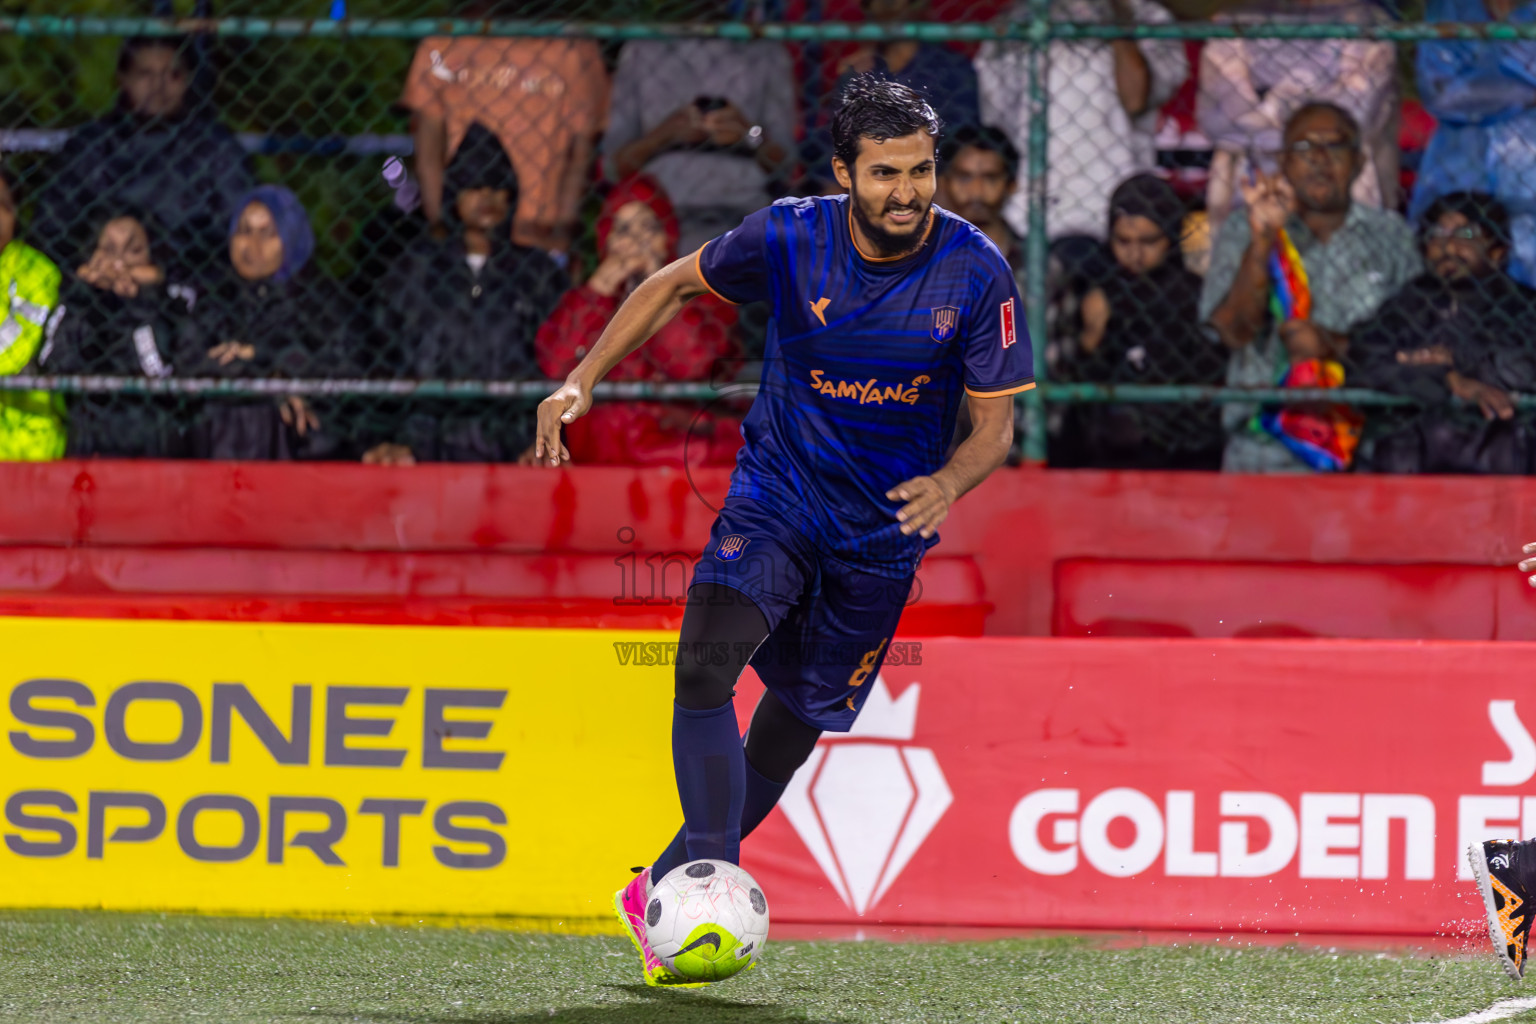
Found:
[1020,0,1050,463]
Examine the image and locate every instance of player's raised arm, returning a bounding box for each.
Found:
[533,252,711,467]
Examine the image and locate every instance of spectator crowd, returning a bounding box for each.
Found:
[5,0,1536,475]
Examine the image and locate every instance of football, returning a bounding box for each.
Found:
[647,860,771,982]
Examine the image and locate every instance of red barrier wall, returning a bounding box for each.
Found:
[735,637,1533,934]
[1,461,1535,638]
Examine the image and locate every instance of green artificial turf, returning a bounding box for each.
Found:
[0,910,1524,1024]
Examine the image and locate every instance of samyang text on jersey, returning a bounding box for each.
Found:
[696,195,1034,576]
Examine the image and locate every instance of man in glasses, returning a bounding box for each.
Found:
[1349,191,1536,474]
[1201,101,1421,473]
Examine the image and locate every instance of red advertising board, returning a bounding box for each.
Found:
[4,461,1535,640]
[737,638,1536,935]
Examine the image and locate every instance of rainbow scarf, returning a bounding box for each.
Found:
[1256,228,1362,471]
[1267,229,1310,323]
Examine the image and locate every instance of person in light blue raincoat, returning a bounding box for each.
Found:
[1414,0,1536,286]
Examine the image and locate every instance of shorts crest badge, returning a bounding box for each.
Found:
[931,305,959,343]
[716,535,750,561]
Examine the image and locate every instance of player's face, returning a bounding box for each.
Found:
[0,178,14,252]
[94,217,152,269]
[119,46,189,119]
[834,132,937,257]
[229,201,285,282]
[455,186,512,233]
[940,146,1013,227]
[1426,210,1503,281]
[1110,213,1171,276]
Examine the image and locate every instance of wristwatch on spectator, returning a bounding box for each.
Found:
[736,125,765,155]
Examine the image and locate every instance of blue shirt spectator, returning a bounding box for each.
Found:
[1413,0,1536,286]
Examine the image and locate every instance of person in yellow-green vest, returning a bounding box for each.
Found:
[0,168,64,460]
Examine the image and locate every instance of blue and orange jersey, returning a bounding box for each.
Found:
[696,195,1034,576]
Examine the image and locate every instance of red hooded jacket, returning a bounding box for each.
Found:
[535,175,744,467]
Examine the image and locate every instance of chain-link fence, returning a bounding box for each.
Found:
[1,2,1535,472]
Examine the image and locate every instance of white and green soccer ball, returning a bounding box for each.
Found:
[647,859,770,982]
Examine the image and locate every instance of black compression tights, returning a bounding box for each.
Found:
[675,582,822,783]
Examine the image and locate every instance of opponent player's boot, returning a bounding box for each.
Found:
[1469,839,1536,981]
[612,867,709,989]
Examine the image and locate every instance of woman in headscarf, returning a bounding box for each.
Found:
[534,173,743,467]
[1058,173,1227,470]
[39,209,195,457]
[367,122,566,464]
[178,185,354,460]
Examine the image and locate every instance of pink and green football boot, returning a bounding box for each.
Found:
[613,867,708,989]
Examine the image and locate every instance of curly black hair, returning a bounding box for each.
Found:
[831,73,944,170]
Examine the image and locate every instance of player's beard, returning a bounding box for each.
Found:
[850,181,931,259]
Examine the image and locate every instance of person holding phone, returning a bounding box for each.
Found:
[603,36,795,254]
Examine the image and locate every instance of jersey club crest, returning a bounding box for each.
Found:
[931,305,959,343]
[716,535,751,561]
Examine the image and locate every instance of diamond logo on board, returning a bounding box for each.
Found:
[777,675,952,914]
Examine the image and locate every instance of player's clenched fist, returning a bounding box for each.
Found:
[886,475,957,540]
[1522,542,1536,588]
[534,378,590,468]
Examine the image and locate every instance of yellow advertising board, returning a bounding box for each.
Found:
[0,618,680,919]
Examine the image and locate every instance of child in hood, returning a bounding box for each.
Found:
[368,122,565,463]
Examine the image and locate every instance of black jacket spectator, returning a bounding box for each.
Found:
[178,187,354,460]
[33,37,253,280]
[1057,175,1227,469]
[1352,193,1536,474]
[348,157,428,303]
[370,123,565,464]
[38,210,191,457]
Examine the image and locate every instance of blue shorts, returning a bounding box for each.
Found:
[690,497,915,732]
